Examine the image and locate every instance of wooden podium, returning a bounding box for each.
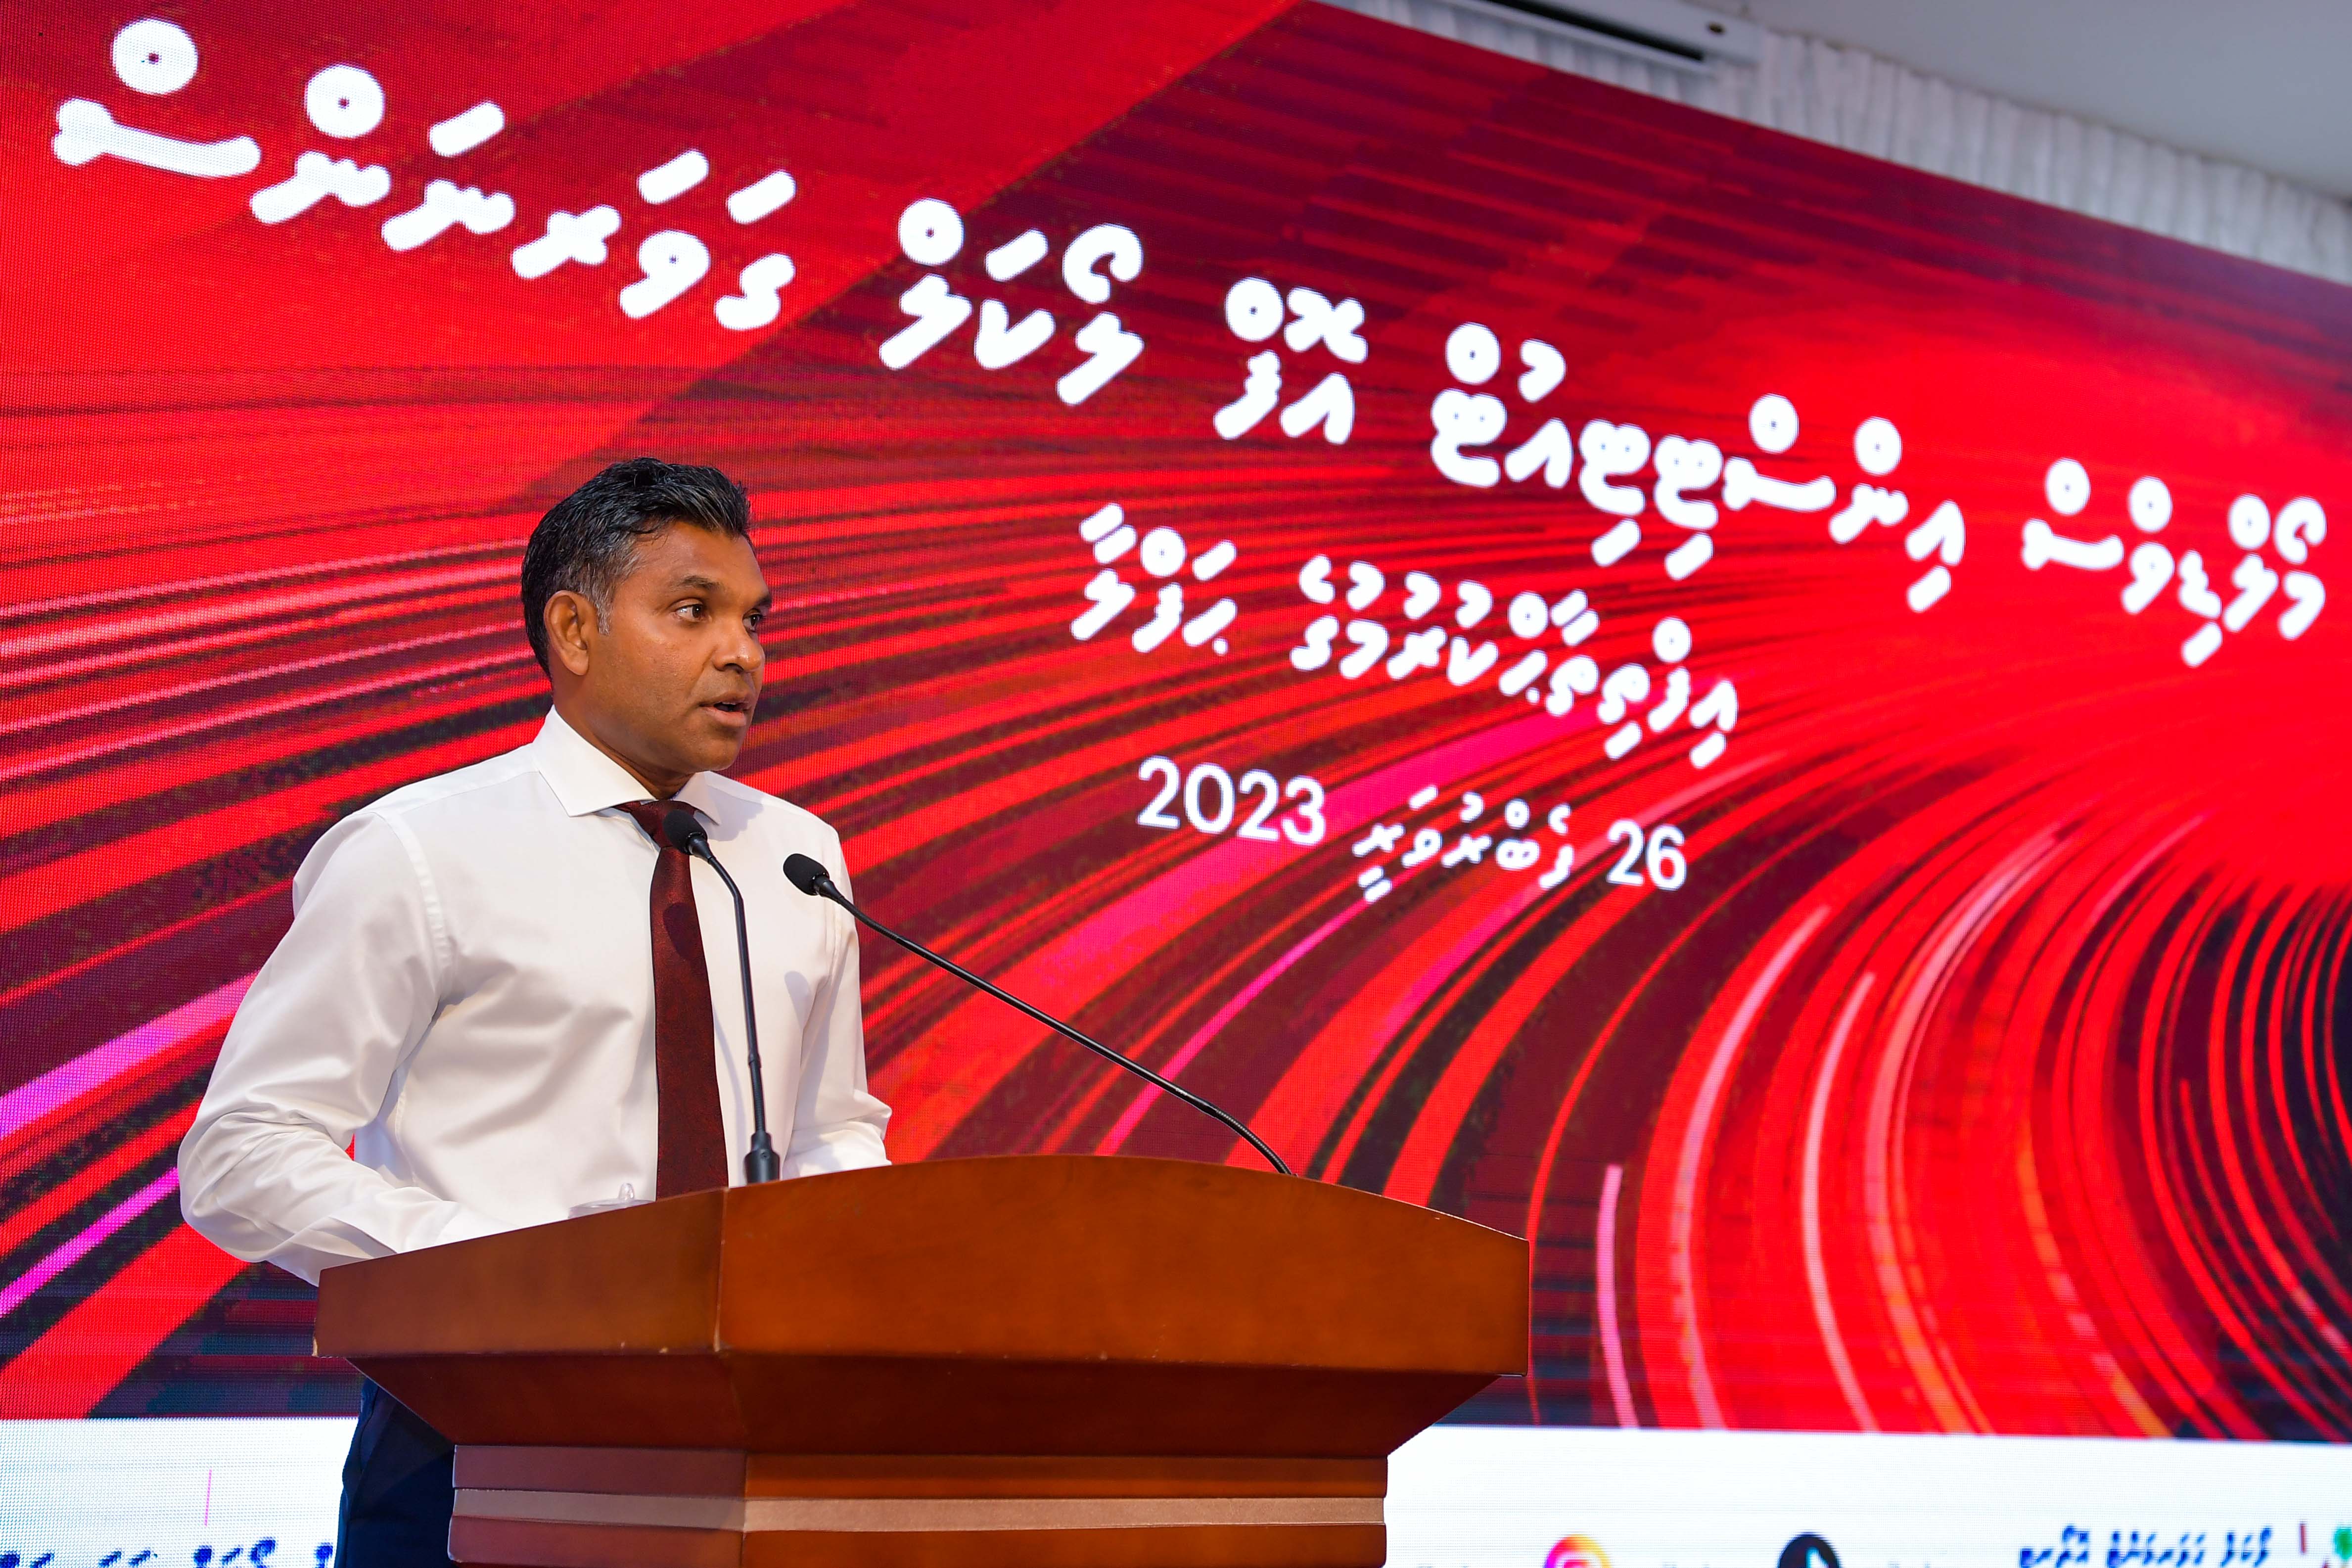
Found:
[314,1154,1527,1568]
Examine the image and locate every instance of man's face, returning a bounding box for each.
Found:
[551,522,772,785]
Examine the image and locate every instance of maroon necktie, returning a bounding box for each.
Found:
[618,801,727,1196]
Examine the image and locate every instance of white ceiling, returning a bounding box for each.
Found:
[1686,0,2352,198]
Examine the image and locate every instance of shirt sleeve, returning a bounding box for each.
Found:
[779,829,891,1177]
[177,811,502,1285]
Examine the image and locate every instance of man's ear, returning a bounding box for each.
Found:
[544,591,596,678]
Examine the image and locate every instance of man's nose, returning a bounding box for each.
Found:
[718,620,765,673]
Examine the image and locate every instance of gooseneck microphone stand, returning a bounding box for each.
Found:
[780,852,1291,1177]
[658,806,781,1184]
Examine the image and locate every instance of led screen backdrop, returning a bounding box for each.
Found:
[1,0,2346,1444]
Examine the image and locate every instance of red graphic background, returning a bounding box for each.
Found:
[0,0,2347,1438]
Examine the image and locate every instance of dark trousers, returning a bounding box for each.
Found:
[336,1380,456,1568]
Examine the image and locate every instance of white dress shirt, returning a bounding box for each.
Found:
[179,708,890,1284]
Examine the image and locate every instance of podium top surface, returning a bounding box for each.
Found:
[316,1154,1526,1377]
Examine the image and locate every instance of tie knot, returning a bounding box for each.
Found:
[619,799,693,849]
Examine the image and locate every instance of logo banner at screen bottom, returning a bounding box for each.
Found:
[1391,1427,2343,1568]
[5,1421,2346,1568]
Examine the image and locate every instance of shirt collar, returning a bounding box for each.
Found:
[531,708,722,821]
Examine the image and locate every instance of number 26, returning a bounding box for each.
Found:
[1604,819,1687,891]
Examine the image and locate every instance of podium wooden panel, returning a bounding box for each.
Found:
[314,1154,1527,1568]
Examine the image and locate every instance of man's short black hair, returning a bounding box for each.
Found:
[520,457,752,674]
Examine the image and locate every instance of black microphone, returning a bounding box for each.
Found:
[780,852,1291,1176]
[661,806,780,1185]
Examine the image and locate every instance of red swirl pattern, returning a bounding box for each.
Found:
[0,0,2345,1440]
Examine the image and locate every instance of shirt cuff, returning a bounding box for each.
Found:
[781,1127,890,1178]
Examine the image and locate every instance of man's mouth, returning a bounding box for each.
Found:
[702,696,753,722]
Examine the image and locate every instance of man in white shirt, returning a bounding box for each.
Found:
[179,458,889,1567]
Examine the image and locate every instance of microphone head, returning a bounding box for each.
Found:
[659,804,709,856]
[782,853,832,897]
